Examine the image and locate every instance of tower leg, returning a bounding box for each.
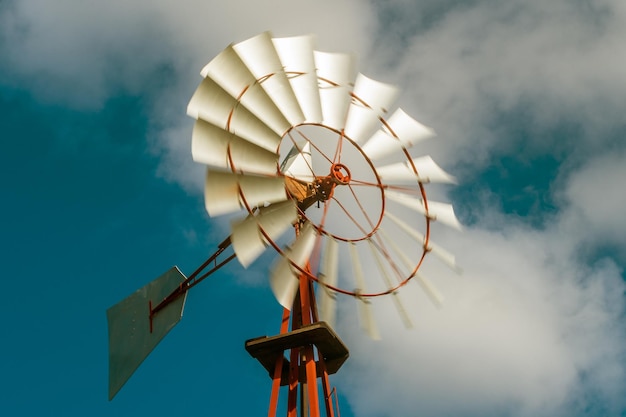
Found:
[249,277,348,417]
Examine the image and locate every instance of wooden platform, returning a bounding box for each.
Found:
[245,321,349,385]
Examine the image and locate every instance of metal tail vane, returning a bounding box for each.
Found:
[107,32,461,416]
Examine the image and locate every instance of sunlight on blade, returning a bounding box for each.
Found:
[349,243,380,340]
[280,141,314,182]
[386,190,463,230]
[273,35,323,124]
[204,170,287,216]
[233,32,305,126]
[187,77,282,152]
[318,237,339,329]
[270,222,318,309]
[344,73,399,143]
[192,119,278,175]
[231,201,297,268]
[362,108,435,160]
[200,45,290,136]
[378,228,444,307]
[107,267,187,400]
[366,239,412,328]
[314,51,355,131]
[385,211,461,273]
[376,156,457,184]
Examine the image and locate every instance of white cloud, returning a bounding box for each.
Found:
[559,149,626,253]
[336,218,625,417]
[1,0,373,107]
[371,0,626,170]
[1,0,379,190]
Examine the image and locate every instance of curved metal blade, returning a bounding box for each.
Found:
[188,77,281,152]
[385,190,463,230]
[376,155,457,184]
[280,141,314,182]
[270,222,318,309]
[192,119,279,175]
[318,236,339,329]
[204,170,287,216]
[231,201,298,268]
[348,243,380,340]
[366,239,412,328]
[233,32,305,127]
[200,45,291,136]
[107,267,187,400]
[378,228,444,307]
[273,35,323,124]
[361,108,435,160]
[314,51,355,131]
[385,211,461,273]
[344,73,398,143]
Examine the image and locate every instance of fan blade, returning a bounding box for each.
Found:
[386,190,463,230]
[344,73,398,143]
[270,222,318,309]
[233,32,305,127]
[362,108,435,160]
[378,228,444,307]
[314,51,355,131]
[231,201,298,268]
[192,119,278,175]
[200,45,291,136]
[385,211,461,273]
[318,236,339,329]
[107,267,187,400]
[280,141,314,182]
[204,170,287,216]
[273,35,323,124]
[348,243,380,340]
[188,77,281,152]
[366,239,412,328]
[376,155,457,184]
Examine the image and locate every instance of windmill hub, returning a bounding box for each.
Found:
[330,163,351,185]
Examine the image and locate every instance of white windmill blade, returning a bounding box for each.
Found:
[362,108,435,161]
[385,190,463,231]
[378,228,444,307]
[314,51,355,131]
[232,32,305,127]
[270,222,318,310]
[188,77,281,153]
[280,141,314,182]
[344,73,399,143]
[200,45,291,136]
[273,35,323,124]
[318,236,339,328]
[204,170,287,217]
[376,155,457,184]
[385,211,461,273]
[348,243,380,340]
[366,239,412,328]
[230,201,298,268]
[192,119,279,175]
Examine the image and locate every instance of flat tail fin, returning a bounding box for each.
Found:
[107,266,187,400]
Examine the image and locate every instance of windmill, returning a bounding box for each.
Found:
[107,31,461,416]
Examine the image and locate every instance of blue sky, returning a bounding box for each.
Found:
[1,1,625,416]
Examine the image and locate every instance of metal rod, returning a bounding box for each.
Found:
[149,237,234,323]
[268,308,291,417]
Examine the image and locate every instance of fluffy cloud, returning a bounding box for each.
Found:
[559,149,626,253]
[368,0,626,171]
[336,213,625,416]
